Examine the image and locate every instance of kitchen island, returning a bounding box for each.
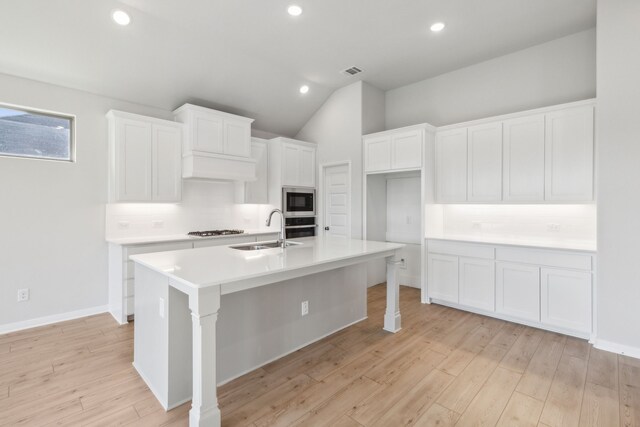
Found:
[130,236,404,427]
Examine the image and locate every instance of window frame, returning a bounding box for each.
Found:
[0,102,76,163]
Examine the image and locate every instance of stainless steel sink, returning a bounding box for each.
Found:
[230,241,302,251]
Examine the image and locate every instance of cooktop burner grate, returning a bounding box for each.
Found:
[187,229,244,237]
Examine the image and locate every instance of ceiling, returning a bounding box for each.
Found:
[0,0,595,136]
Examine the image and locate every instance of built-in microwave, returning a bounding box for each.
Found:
[282,187,315,217]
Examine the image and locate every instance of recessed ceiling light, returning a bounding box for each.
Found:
[299,85,309,94]
[287,5,303,16]
[430,22,445,32]
[112,10,131,26]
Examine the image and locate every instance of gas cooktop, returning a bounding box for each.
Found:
[187,229,244,237]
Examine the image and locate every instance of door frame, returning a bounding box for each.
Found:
[319,161,352,239]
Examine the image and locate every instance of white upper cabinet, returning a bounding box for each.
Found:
[152,124,183,202]
[436,128,467,202]
[364,135,392,172]
[434,100,595,203]
[467,122,502,202]
[503,114,545,201]
[174,104,253,158]
[107,111,183,203]
[269,138,317,189]
[363,126,425,173]
[544,105,595,201]
[391,130,423,170]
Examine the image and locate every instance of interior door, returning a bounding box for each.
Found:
[323,163,350,237]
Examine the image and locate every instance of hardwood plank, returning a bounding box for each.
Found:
[586,348,618,390]
[500,327,545,374]
[497,391,545,427]
[290,376,382,427]
[413,403,460,427]
[564,337,590,360]
[370,369,455,427]
[620,363,640,427]
[365,341,442,384]
[455,366,522,427]
[538,354,589,427]
[223,373,316,426]
[436,325,494,376]
[436,344,509,413]
[516,332,567,401]
[351,352,445,425]
[578,382,620,427]
[253,351,381,427]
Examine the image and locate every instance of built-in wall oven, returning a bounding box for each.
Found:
[282,187,315,217]
[284,216,317,239]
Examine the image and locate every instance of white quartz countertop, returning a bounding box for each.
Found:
[105,229,278,246]
[130,236,404,291]
[426,234,597,252]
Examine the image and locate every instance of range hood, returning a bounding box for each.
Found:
[173,103,257,182]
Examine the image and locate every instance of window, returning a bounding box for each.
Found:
[0,104,75,162]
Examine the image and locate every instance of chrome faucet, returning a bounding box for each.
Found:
[266,209,286,248]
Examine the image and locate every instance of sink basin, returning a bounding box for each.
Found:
[230,241,302,251]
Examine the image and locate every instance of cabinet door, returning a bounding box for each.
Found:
[391,130,422,170]
[467,122,502,201]
[541,268,591,333]
[298,146,316,187]
[115,118,152,201]
[282,144,300,186]
[224,118,251,158]
[436,129,467,202]
[545,106,594,201]
[364,136,392,172]
[152,124,182,202]
[459,257,495,311]
[503,115,545,201]
[428,254,458,303]
[192,110,224,153]
[243,141,269,204]
[496,262,540,321]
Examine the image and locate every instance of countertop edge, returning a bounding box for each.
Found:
[425,236,597,253]
[106,229,279,246]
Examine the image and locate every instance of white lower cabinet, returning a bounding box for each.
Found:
[496,262,540,322]
[459,257,495,311]
[541,268,592,334]
[427,254,458,303]
[427,239,594,338]
[108,233,279,324]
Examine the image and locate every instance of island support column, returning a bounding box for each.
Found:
[188,286,222,427]
[384,254,402,333]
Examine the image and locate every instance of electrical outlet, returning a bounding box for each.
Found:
[152,220,164,229]
[399,258,407,269]
[301,300,309,316]
[17,288,29,302]
[406,215,413,225]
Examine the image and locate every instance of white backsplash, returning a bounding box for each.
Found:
[428,204,596,242]
[105,180,277,239]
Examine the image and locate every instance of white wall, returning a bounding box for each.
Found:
[430,204,596,244]
[385,29,596,129]
[595,0,640,354]
[295,81,365,239]
[105,181,275,240]
[0,72,277,329]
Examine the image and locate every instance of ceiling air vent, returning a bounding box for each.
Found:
[342,66,363,76]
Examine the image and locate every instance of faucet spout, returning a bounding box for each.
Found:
[266,209,286,248]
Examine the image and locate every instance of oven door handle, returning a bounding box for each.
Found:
[284,225,318,229]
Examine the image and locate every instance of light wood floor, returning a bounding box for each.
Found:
[1,285,639,427]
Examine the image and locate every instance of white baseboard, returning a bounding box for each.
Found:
[592,338,640,359]
[0,305,109,335]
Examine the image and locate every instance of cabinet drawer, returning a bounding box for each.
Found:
[495,247,592,270]
[193,236,255,248]
[428,240,495,259]
[125,241,193,257]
